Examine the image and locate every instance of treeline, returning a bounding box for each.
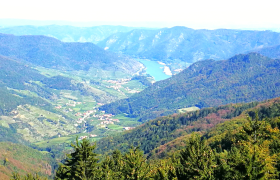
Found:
[100,53,280,121]
[95,100,263,156]
[13,110,280,179]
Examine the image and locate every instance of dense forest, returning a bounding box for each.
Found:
[100,53,280,121]
[96,97,280,157]
[12,98,280,179]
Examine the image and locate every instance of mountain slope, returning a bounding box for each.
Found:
[98,26,280,63]
[100,53,280,121]
[253,44,280,59]
[0,142,55,179]
[0,55,54,115]
[96,97,280,158]
[0,33,142,74]
[0,25,139,44]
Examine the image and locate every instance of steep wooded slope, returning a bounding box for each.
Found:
[100,53,280,121]
[96,97,280,158]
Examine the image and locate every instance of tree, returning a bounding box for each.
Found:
[11,172,47,180]
[99,150,125,180]
[175,133,217,180]
[121,146,150,180]
[216,112,278,179]
[55,137,99,180]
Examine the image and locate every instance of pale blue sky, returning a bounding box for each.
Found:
[0,0,279,29]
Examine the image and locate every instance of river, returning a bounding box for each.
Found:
[136,59,172,81]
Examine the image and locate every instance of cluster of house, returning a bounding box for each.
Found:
[105,84,121,90]
[76,110,96,124]
[55,101,84,109]
[123,127,135,130]
[79,134,98,140]
[66,101,82,107]
[104,78,130,85]
[92,113,120,126]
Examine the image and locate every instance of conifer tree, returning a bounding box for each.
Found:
[55,137,99,180]
[99,150,125,180]
[175,133,217,180]
[121,146,150,180]
[217,112,278,179]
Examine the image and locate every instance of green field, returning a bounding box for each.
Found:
[177,106,200,113]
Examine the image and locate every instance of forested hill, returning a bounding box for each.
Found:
[96,97,280,159]
[0,33,142,74]
[98,26,280,63]
[100,53,280,121]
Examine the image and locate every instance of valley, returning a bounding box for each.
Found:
[0,65,148,147]
[1,23,280,179]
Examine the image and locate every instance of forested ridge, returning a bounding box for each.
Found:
[96,97,280,157]
[100,52,280,121]
[0,33,141,73]
[13,96,280,179]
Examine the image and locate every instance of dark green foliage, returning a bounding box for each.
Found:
[41,76,78,90]
[96,101,260,156]
[121,147,150,180]
[100,53,280,121]
[55,138,99,180]
[175,133,217,180]
[11,172,48,180]
[131,76,152,86]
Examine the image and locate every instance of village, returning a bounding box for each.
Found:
[56,99,135,140]
[103,78,141,94]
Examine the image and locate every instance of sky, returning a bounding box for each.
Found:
[0,0,279,29]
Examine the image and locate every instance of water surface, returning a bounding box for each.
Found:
[137,59,171,81]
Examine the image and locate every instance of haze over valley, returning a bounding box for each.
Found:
[1,0,280,179]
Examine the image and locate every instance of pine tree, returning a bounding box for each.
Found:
[175,133,217,180]
[217,112,278,179]
[121,146,150,180]
[99,150,125,180]
[55,137,99,180]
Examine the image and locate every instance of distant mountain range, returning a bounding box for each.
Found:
[98,26,280,64]
[0,25,140,44]
[0,33,142,74]
[100,53,280,121]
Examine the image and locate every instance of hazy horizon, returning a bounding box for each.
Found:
[0,0,279,31]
